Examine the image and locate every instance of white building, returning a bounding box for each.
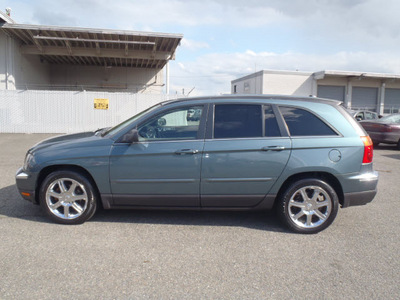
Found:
[231,69,400,115]
[0,11,182,93]
[0,10,183,133]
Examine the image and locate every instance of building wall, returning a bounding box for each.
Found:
[1,32,164,93]
[13,53,51,89]
[0,31,6,89]
[0,31,51,89]
[232,71,263,94]
[232,70,315,96]
[262,71,314,96]
[232,70,400,114]
[49,65,164,93]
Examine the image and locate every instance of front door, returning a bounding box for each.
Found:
[109,105,206,207]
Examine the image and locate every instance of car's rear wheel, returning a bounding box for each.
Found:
[396,139,400,150]
[278,178,339,234]
[39,170,97,224]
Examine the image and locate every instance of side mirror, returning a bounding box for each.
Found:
[119,129,139,143]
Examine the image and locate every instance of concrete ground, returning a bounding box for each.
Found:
[0,133,399,299]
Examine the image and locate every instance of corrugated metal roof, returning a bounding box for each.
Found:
[0,23,183,69]
[314,70,400,80]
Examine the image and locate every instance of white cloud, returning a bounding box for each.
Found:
[181,38,210,51]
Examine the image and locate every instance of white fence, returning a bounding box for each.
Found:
[0,90,179,133]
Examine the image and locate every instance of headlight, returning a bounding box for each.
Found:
[23,153,36,170]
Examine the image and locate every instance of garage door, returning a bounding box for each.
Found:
[352,87,378,111]
[317,85,345,102]
[384,88,400,113]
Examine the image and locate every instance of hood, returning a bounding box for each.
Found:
[29,131,99,153]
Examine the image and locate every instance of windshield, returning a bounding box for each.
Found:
[103,103,162,136]
[380,114,400,123]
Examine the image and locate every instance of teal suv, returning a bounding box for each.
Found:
[16,95,378,233]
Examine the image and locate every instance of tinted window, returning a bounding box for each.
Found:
[264,106,281,137]
[138,106,203,141]
[214,104,262,138]
[280,106,337,136]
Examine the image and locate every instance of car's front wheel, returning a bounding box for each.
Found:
[39,170,98,224]
[278,178,339,234]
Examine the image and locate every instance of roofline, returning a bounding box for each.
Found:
[232,69,400,84]
[166,94,342,106]
[232,69,314,84]
[314,70,400,80]
[0,23,183,39]
[0,10,15,24]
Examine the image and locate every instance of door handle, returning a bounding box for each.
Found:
[175,149,199,155]
[262,146,285,151]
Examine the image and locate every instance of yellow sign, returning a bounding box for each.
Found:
[94,98,109,110]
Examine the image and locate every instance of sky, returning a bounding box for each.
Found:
[1,0,400,96]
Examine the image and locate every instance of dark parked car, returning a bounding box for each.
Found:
[16,95,378,233]
[360,113,400,148]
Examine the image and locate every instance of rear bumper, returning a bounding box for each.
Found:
[341,171,378,208]
[342,189,377,207]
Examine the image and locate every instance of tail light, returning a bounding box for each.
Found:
[361,136,373,164]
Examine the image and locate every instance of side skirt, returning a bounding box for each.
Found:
[100,194,276,211]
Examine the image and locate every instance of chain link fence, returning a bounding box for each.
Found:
[0,90,179,133]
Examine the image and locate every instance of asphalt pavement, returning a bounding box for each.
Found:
[0,133,399,299]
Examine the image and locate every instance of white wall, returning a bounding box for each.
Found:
[262,71,314,96]
[232,71,263,94]
[0,89,177,133]
[232,70,315,96]
[0,31,51,89]
[49,65,164,93]
[0,31,6,89]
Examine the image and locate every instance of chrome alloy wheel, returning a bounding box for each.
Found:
[45,178,88,220]
[288,185,332,229]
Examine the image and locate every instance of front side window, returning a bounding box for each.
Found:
[214,104,262,138]
[365,112,377,120]
[280,106,337,136]
[138,106,203,141]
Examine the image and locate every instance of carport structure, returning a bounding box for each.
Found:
[0,19,182,93]
[0,23,182,69]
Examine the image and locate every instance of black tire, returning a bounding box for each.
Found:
[39,170,98,224]
[278,178,339,234]
[396,139,400,150]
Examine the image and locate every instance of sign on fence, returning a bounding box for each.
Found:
[94,98,109,110]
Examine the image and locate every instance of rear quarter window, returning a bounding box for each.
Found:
[279,106,337,136]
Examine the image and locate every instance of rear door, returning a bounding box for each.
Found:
[200,103,292,207]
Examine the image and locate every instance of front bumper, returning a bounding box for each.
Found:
[15,167,37,204]
[341,171,379,208]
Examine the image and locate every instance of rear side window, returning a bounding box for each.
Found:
[280,106,337,136]
[264,105,281,137]
[214,104,262,138]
